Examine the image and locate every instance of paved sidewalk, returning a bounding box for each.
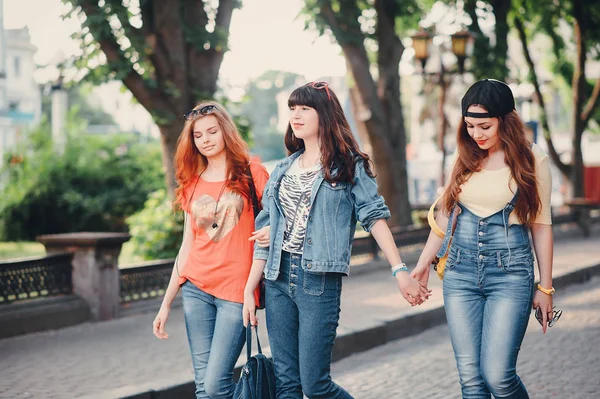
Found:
[0,228,599,398]
[333,276,600,399]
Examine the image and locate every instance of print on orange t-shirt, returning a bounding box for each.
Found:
[178,162,269,304]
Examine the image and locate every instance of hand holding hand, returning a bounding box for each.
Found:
[410,263,431,289]
[249,226,270,247]
[396,272,431,306]
[153,305,170,339]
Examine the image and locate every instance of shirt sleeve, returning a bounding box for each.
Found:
[351,160,391,232]
[534,153,553,225]
[180,177,198,214]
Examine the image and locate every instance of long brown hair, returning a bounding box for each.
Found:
[443,110,541,225]
[285,83,374,183]
[173,101,251,210]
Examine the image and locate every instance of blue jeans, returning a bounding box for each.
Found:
[181,281,246,399]
[265,251,354,399]
[443,204,534,399]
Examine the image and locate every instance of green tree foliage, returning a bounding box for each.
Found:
[0,120,164,241]
[62,0,241,194]
[512,0,600,196]
[513,0,600,126]
[463,0,511,81]
[126,189,183,261]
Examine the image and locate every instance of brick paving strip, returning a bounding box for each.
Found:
[0,227,598,399]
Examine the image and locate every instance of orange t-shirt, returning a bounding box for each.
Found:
[178,162,269,304]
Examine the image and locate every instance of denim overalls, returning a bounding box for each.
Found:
[440,193,534,399]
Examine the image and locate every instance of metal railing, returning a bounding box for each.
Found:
[0,253,73,305]
[2,207,597,307]
[119,259,174,303]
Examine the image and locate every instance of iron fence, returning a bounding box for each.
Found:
[119,259,174,304]
[0,253,73,304]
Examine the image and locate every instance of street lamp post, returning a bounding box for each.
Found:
[410,28,471,187]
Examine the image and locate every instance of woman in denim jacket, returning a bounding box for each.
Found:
[242,82,430,399]
[411,79,556,399]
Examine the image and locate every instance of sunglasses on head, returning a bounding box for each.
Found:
[184,105,217,120]
[535,306,563,328]
[307,81,332,100]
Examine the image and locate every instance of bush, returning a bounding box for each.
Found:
[126,189,183,261]
[0,121,164,241]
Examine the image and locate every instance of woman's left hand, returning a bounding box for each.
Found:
[249,226,270,247]
[532,289,553,334]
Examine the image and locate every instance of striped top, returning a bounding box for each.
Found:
[279,157,322,253]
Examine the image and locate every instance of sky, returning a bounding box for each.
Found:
[3,0,348,85]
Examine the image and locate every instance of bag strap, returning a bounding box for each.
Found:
[245,164,261,219]
[435,204,460,259]
[428,196,446,239]
[246,325,263,359]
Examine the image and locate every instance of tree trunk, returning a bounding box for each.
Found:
[72,0,238,198]
[318,0,412,227]
[491,0,511,81]
[158,122,183,196]
[571,7,586,199]
[375,77,412,227]
[437,63,448,187]
[346,60,373,156]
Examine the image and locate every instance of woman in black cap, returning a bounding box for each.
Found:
[411,79,557,398]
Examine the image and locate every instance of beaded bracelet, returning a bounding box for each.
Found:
[391,263,408,276]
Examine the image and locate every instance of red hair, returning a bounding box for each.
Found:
[443,110,541,225]
[173,101,251,210]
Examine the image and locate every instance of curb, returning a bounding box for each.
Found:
[123,261,600,399]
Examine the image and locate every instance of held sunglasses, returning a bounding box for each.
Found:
[183,105,217,121]
[535,306,563,328]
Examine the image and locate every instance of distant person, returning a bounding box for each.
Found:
[242,82,430,398]
[152,101,269,399]
[412,79,557,398]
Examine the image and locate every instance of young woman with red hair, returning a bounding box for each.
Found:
[412,79,557,399]
[152,101,268,399]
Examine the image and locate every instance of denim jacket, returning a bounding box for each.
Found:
[254,151,391,281]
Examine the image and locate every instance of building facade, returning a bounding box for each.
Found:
[0,0,41,159]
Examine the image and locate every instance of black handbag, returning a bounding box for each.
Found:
[233,326,276,399]
[246,166,266,310]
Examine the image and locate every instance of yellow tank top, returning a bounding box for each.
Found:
[454,143,552,225]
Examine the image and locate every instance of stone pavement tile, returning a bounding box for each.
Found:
[332,276,600,399]
[0,231,599,398]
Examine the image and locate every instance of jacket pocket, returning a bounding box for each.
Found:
[303,270,325,296]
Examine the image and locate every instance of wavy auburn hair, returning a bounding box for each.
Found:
[285,83,374,183]
[443,109,541,225]
[173,101,251,210]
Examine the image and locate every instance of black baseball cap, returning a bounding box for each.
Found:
[461,79,515,118]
